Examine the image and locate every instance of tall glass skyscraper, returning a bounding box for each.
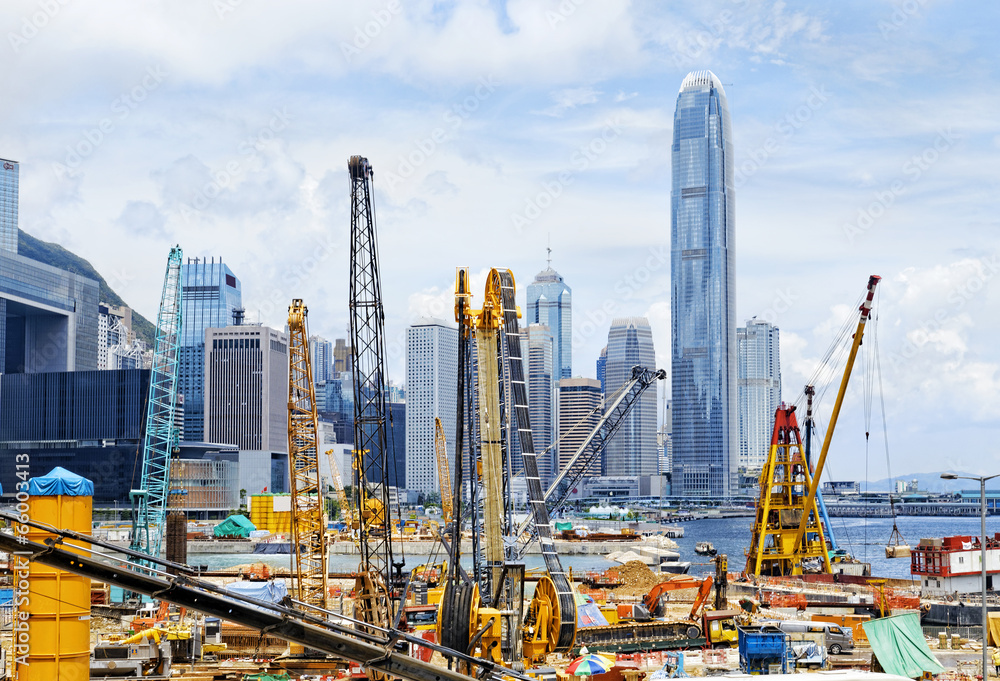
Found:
[670,70,737,497]
[604,317,658,477]
[525,324,554,486]
[0,158,18,253]
[737,319,781,473]
[179,258,242,442]
[525,261,572,382]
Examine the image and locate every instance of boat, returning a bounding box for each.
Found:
[695,541,716,556]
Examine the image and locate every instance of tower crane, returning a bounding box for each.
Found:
[287,298,329,609]
[745,275,881,576]
[348,155,402,654]
[129,246,183,575]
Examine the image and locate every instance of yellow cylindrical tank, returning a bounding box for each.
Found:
[15,466,93,681]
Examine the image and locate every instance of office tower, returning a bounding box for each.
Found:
[658,399,672,475]
[386,399,406,490]
[333,338,352,374]
[1,157,17,253]
[405,318,458,492]
[557,377,602,478]
[525,256,572,382]
[204,325,289,494]
[737,319,781,472]
[525,324,554,486]
[670,70,737,497]
[596,346,607,395]
[178,257,242,442]
[604,317,658,476]
[310,335,333,384]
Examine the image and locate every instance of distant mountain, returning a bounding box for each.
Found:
[862,471,1000,494]
[17,228,155,347]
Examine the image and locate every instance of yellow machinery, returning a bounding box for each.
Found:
[326,448,358,529]
[745,275,881,576]
[287,298,329,609]
[434,417,453,524]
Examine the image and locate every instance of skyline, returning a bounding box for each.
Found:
[3,2,998,477]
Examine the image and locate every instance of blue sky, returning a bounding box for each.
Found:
[3,1,999,479]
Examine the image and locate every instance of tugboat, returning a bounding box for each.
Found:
[695,541,717,556]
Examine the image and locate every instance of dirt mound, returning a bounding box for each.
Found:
[605,560,663,597]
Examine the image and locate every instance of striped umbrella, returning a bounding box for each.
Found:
[566,654,614,676]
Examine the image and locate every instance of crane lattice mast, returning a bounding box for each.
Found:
[287,299,329,609]
[129,246,183,565]
[348,155,401,640]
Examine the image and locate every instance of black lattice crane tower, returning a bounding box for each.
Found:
[348,155,401,648]
[287,298,329,609]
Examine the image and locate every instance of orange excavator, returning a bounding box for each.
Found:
[644,575,714,619]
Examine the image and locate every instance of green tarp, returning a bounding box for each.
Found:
[214,514,256,538]
[863,613,944,679]
[555,521,574,531]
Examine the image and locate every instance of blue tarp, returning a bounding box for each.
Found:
[225,580,289,604]
[575,592,609,628]
[0,589,12,607]
[28,466,94,496]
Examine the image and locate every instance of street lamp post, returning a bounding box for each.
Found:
[942,473,1000,679]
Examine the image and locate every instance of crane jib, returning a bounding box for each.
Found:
[496,270,577,651]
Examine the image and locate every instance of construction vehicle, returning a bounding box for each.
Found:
[1,510,530,681]
[745,275,881,576]
[348,155,403,665]
[126,246,183,602]
[287,299,329,611]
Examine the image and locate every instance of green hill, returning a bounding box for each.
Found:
[17,228,156,347]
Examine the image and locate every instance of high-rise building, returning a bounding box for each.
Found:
[98,303,144,370]
[333,338,352,374]
[525,324,554,486]
[1,157,18,253]
[604,318,658,476]
[557,377,602,479]
[310,335,333,384]
[658,399,672,475]
[178,258,242,442]
[525,258,572,382]
[405,318,457,493]
[737,319,781,472]
[204,325,289,494]
[596,346,607,395]
[670,70,737,497]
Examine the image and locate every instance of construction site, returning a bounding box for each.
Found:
[0,157,983,681]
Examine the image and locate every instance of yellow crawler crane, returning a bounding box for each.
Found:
[745,275,881,576]
[287,299,329,609]
[435,417,453,524]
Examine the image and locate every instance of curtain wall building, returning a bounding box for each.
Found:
[557,377,602,479]
[737,319,781,472]
[405,318,458,493]
[525,323,555,486]
[525,263,572,382]
[310,335,333,384]
[604,317,658,477]
[670,70,737,497]
[179,258,242,442]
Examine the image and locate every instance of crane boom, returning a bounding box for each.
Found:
[434,417,452,524]
[348,155,400,646]
[325,449,353,525]
[287,298,329,609]
[129,245,183,565]
[514,366,665,545]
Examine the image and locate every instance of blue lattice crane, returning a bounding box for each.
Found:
[129,246,183,568]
